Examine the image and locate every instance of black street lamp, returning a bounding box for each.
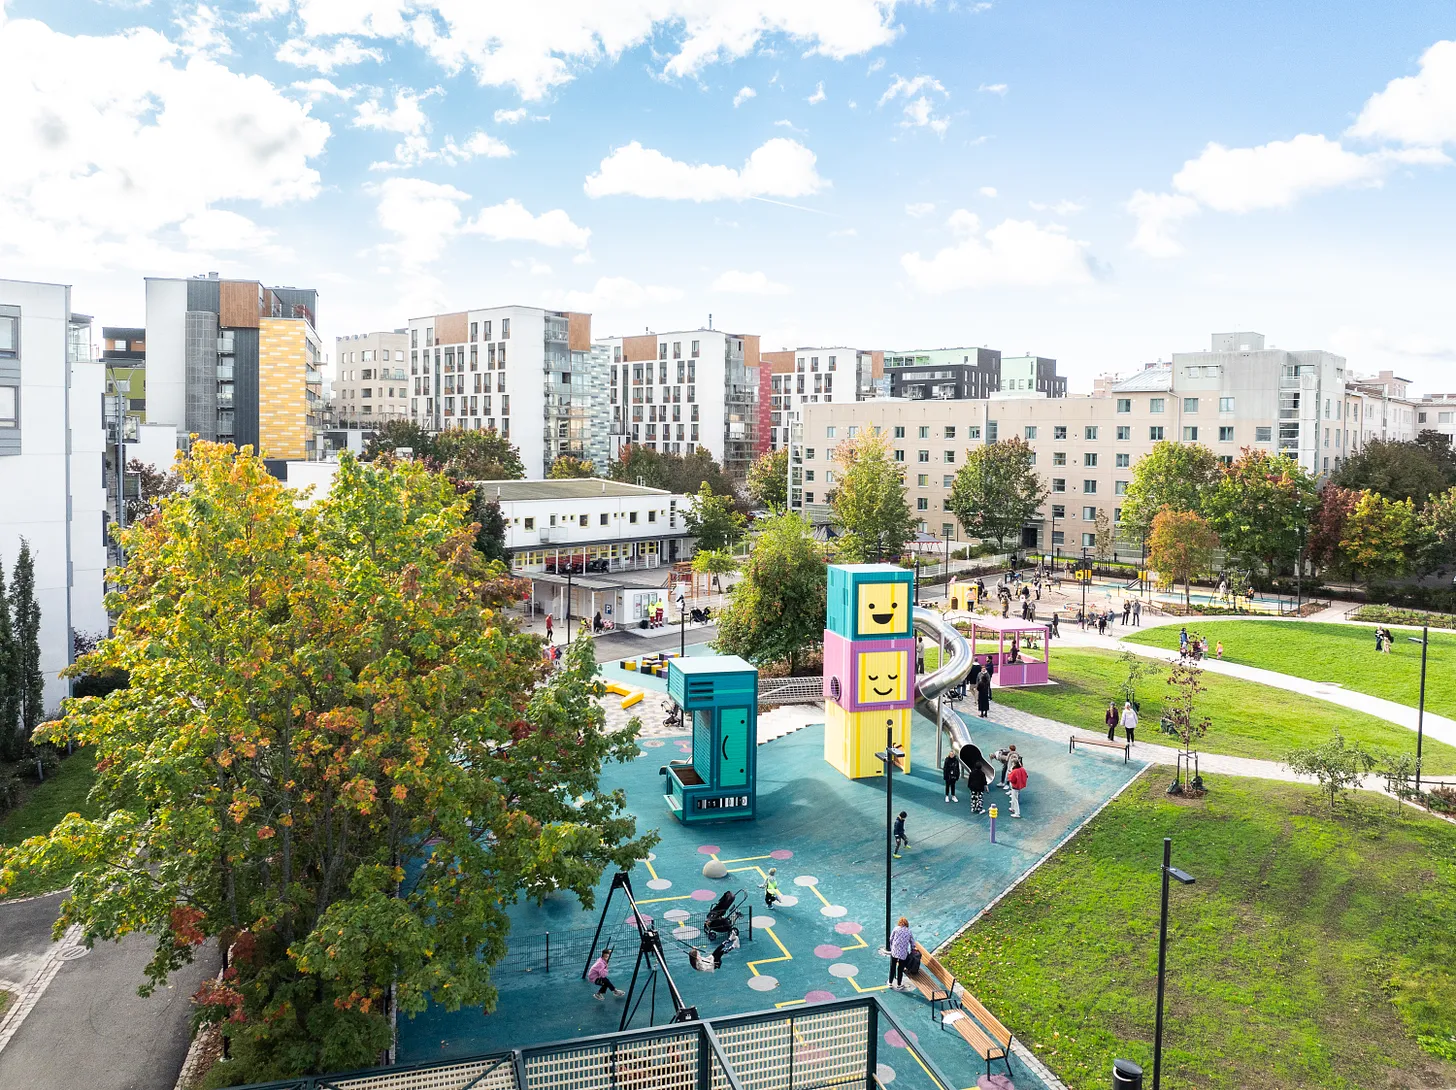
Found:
[1080,546,1090,625]
[1153,837,1196,1090]
[1408,626,1429,790]
[565,551,574,648]
[875,727,905,952]
[678,584,688,660]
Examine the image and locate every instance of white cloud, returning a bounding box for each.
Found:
[978,186,997,197]
[901,214,1095,291]
[773,118,806,133]
[978,82,1007,95]
[277,36,383,72]
[443,131,512,160]
[807,81,826,105]
[354,87,433,134]
[905,201,936,217]
[572,250,594,264]
[494,106,528,124]
[878,74,945,105]
[371,177,469,268]
[1029,198,1085,215]
[584,138,828,201]
[513,258,552,276]
[1125,190,1199,257]
[176,4,232,58]
[291,77,355,101]
[369,128,512,170]
[829,226,858,237]
[1328,324,1456,365]
[733,86,756,107]
[284,1,908,100]
[1348,40,1456,147]
[0,13,328,271]
[180,209,290,257]
[901,96,950,134]
[1172,134,1389,213]
[464,198,590,248]
[549,276,684,311]
[711,269,791,295]
[867,57,885,74]
[880,73,950,133]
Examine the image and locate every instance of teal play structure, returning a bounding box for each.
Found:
[660,655,758,823]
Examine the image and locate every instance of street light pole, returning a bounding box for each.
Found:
[565,555,573,648]
[1080,547,1089,624]
[1153,837,1196,1090]
[1409,626,1429,791]
[876,727,904,953]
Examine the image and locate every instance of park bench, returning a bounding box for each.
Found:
[1069,734,1131,763]
[903,942,957,1020]
[943,991,1016,1079]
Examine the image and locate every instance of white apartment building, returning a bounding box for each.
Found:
[333,330,409,429]
[764,346,882,451]
[595,329,760,478]
[1418,392,1456,448]
[0,280,110,712]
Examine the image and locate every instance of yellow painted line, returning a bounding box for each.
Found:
[716,854,775,864]
[643,857,659,881]
[773,998,807,1009]
[746,926,792,976]
[636,893,693,905]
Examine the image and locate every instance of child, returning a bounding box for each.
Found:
[893,811,909,857]
[587,948,625,1000]
[1216,641,1224,659]
[1007,761,1028,818]
[762,868,782,908]
[942,752,962,803]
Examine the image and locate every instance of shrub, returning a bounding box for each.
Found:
[1349,604,1456,631]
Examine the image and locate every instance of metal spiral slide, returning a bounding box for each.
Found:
[912,605,995,779]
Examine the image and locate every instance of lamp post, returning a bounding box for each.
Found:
[1153,837,1196,1090]
[1080,547,1090,625]
[565,551,574,648]
[1294,527,1305,617]
[1408,626,1429,791]
[678,583,688,660]
[1049,509,1057,569]
[876,727,905,952]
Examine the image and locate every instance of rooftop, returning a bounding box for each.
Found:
[1110,362,1174,393]
[471,477,673,501]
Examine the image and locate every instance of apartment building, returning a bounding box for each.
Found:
[789,331,1376,553]
[144,275,324,460]
[1418,392,1456,448]
[762,346,883,452]
[596,328,760,479]
[333,330,409,429]
[0,280,110,711]
[407,306,607,477]
[885,347,1067,400]
[101,326,147,430]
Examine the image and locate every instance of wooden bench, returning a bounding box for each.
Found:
[944,992,1016,1079]
[902,942,956,1020]
[1069,735,1131,763]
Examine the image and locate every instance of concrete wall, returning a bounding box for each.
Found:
[143,277,187,432]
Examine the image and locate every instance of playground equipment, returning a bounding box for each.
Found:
[956,616,1052,686]
[659,655,758,822]
[602,682,646,709]
[946,578,980,611]
[583,873,699,1031]
[912,604,991,782]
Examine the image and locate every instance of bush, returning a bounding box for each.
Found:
[1367,583,1456,614]
[1426,785,1456,814]
[1350,604,1456,631]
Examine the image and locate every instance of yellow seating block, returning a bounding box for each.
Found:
[823,703,912,779]
[620,690,644,709]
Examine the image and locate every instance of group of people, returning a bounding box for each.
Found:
[1104,699,1139,745]
[938,743,1028,817]
[1080,598,1142,634]
[1177,626,1223,662]
[1373,627,1399,653]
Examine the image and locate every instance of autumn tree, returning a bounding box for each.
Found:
[1339,489,1417,588]
[435,428,526,480]
[746,449,789,514]
[1093,507,1115,565]
[1147,509,1219,607]
[458,485,510,565]
[1421,485,1456,570]
[548,455,595,479]
[830,430,918,562]
[946,436,1048,560]
[0,445,651,1083]
[1204,449,1318,580]
[1306,483,1361,579]
[685,481,747,551]
[716,515,827,674]
[1118,441,1223,541]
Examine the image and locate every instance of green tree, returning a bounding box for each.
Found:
[1116,648,1159,710]
[945,436,1049,560]
[685,482,747,551]
[1421,485,1456,570]
[746,449,789,514]
[0,560,18,761]
[1414,429,1456,485]
[830,430,918,562]
[715,515,827,673]
[1147,509,1218,607]
[1332,437,1451,506]
[435,428,526,480]
[362,420,436,462]
[1164,660,1211,794]
[1307,483,1361,578]
[1093,507,1115,564]
[548,455,595,479]
[10,540,43,743]
[1339,489,1417,588]
[1204,449,1318,580]
[459,485,509,565]
[0,444,651,1082]
[1285,732,1378,810]
[1118,440,1223,541]
[609,444,738,501]
[124,457,183,522]
[691,548,738,593]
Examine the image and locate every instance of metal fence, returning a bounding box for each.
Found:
[224,996,955,1090]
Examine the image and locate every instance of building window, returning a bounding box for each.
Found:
[1052,478,1066,493]
[967,426,981,440]
[1149,426,1165,441]
[944,450,956,463]
[524,517,535,531]
[1116,453,1130,468]
[1082,532,1096,548]
[847,426,859,438]
[918,426,930,439]
[917,498,929,511]
[501,318,510,339]
[1051,504,1065,518]
[1054,426,1067,440]
[1053,452,1067,466]
[0,384,17,428]
[826,426,837,438]
[1083,506,1097,520]
[804,492,814,504]
[1083,480,1097,493]
[649,510,657,522]
[1183,397,1199,413]
[1219,396,1235,412]
[987,421,998,441]
[629,511,638,524]
[1149,398,1165,413]
[470,321,478,341]
[1219,426,1235,441]
[1116,398,1131,413]
[943,475,954,488]
[944,426,956,439]
[1024,426,1037,440]
[1052,530,1065,545]
[1117,426,1130,440]
[918,450,930,462]
[1084,453,1098,467]
[917,474,929,486]
[691,339,700,358]
[1115,480,1128,495]
[1084,426,1098,440]
[1183,426,1198,441]
[894,426,905,438]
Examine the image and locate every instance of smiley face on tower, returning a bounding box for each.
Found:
[857,580,909,636]
[857,649,908,704]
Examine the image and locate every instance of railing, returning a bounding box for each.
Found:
[758,677,824,705]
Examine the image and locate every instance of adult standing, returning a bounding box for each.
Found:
[1121,700,1138,745]
[1131,599,1141,627]
[1105,699,1119,741]
[1007,760,1028,818]
[942,751,962,803]
[1050,612,1060,639]
[1122,600,1132,625]
[976,668,992,718]
[888,917,915,991]
[965,746,989,815]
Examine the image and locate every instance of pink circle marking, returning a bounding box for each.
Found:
[834,921,863,935]
[813,944,843,959]
[804,990,836,1004]
[885,1030,908,1050]
[690,889,716,901]
[627,913,652,928]
[697,844,721,855]
[769,849,794,860]
[796,1046,832,1064]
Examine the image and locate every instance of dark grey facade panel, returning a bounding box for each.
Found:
[270,287,318,323]
[184,311,218,442]
[234,328,260,453]
[187,278,221,314]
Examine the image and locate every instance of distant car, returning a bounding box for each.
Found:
[586,559,609,573]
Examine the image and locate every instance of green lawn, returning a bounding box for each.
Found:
[941,774,1456,1089]
[0,749,98,898]
[1125,620,1456,720]
[992,648,1456,772]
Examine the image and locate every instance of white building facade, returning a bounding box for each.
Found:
[333,330,410,429]
[0,280,110,712]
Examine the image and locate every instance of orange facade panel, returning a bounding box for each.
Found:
[219,281,262,329]
[741,334,760,371]
[567,311,592,352]
[870,350,885,380]
[622,334,657,362]
[760,349,796,374]
[435,311,468,346]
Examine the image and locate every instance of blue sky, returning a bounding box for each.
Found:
[3,0,1455,391]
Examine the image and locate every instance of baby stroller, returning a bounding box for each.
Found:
[703,889,746,940]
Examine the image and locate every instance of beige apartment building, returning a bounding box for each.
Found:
[333,330,410,429]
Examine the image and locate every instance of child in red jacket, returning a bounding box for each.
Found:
[1007,763,1028,818]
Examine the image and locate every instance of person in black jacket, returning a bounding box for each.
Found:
[964,745,989,815]
[942,751,962,803]
[976,669,992,718]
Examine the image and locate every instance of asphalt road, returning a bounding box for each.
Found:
[0,891,218,1090]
